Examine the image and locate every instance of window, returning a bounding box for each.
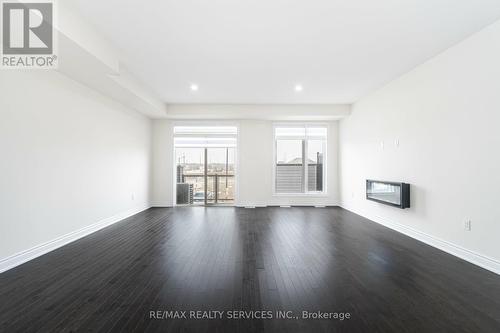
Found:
[274,125,327,194]
[173,126,237,148]
[174,125,237,205]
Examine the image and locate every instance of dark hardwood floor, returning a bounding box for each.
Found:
[1,207,500,333]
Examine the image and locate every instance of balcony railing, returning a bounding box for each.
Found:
[180,174,235,203]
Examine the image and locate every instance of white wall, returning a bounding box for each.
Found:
[151,118,340,207]
[0,70,152,262]
[164,104,350,120]
[339,20,500,269]
[151,120,174,206]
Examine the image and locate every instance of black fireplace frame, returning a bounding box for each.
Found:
[366,180,410,209]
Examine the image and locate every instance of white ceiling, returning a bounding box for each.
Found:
[69,0,500,104]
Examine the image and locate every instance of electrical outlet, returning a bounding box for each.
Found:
[464,219,472,231]
[131,193,135,201]
[380,141,385,150]
[395,139,400,147]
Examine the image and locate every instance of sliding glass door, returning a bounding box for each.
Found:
[206,148,235,205]
[174,126,237,206]
[175,148,205,205]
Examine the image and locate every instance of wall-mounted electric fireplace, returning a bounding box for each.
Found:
[366,180,410,209]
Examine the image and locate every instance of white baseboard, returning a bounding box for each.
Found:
[235,203,339,208]
[0,205,150,274]
[341,204,500,275]
[235,204,267,208]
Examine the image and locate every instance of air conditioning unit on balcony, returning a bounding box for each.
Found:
[176,183,193,205]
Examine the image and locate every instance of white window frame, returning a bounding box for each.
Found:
[172,121,240,206]
[272,123,328,196]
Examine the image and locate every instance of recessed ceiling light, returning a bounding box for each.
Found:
[294,84,303,92]
[190,84,199,91]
